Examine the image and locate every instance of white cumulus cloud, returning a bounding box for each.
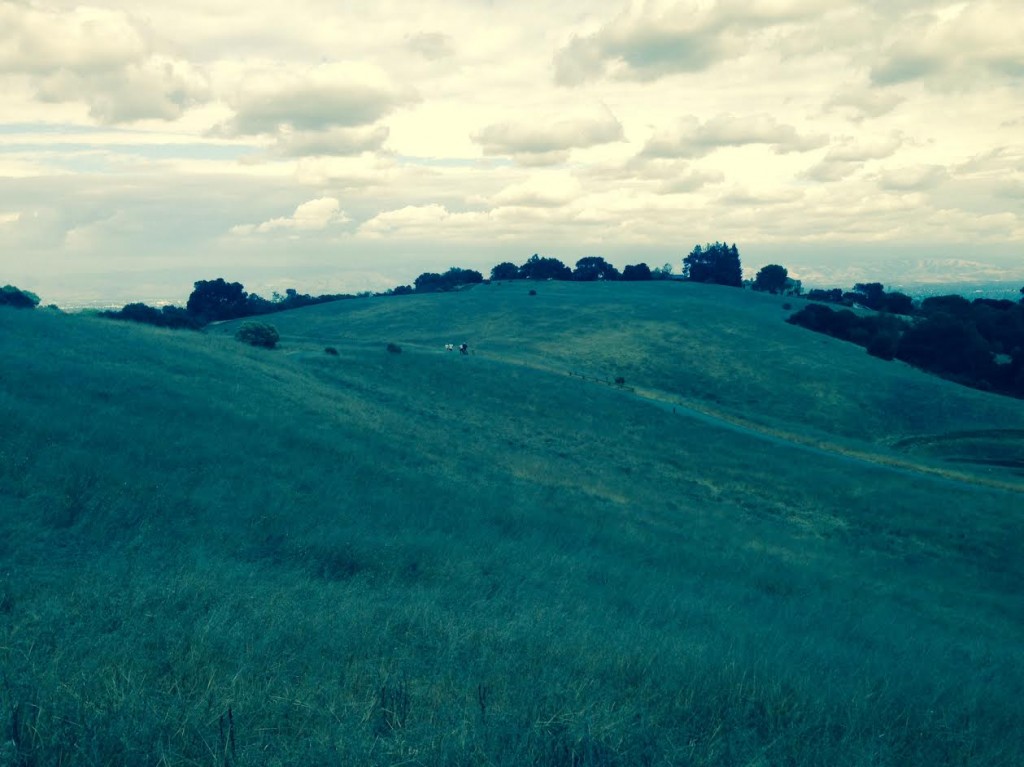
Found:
[231,197,350,236]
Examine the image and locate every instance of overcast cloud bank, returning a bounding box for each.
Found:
[1,0,1021,303]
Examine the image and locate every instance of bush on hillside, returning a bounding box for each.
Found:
[0,285,41,309]
[235,322,280,349]
[101,302,202,329]
[386,342,402,354]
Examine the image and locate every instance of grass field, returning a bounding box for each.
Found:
[2,282,1023,765]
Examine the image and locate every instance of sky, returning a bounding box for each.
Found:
[1,0,1022,306]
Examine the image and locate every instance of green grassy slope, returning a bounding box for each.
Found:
[234,280,1024,483]
[2,289,1023,765]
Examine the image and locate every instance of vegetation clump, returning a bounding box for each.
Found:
[101,302,201,329]
[752,264,789,294]
[789,290,1024,397]
[235,321,280,349]
[386,342,402,354]
[0,285,40,309]
[682,242,742,287]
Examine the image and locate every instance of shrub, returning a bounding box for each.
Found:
[101,303,201,330]
[614,376,626,386]
[235,322,280,349]
[324,347,339,356]
[867,332,899,361]
[528,289,537,296]
[386,343,402,354]
[0,285,40,309]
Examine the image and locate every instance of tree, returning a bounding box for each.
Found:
[101,302,201,329]
[852,282,886,310]
[651,263,674,280]
[0,285,40,309]
[415,267,483,292]
[621,263,652,281]
[573,256,620,281]
[518,254,571,281]
[490,262,520,280]
[807,288,843,304]
[897,315,995,382]
[414,272,444,292]
[186,278,249,322]
[881,291,914,315]
[682,242,742,287]
[752,264,788,294]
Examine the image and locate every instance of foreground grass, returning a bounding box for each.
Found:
[1,299,1023,765]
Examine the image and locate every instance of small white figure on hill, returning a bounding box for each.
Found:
[445,343,454,352]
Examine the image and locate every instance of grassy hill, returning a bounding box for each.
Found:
[1,282,1023,765]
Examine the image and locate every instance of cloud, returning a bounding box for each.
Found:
[825,85,904,120]
[0,4,146,74]
[642,114,826,158]
[36,57,209,123]
[274,126,390,157]
[357,203,493,239]
[405,32,455,60]
[490,176,581,208]
[554,0,834,85]
[719,187,804,206]
[824,134,903,163]
[877,164,949,192]
[0,3,208,123]
[554,5,730,86]
[219,65,415,136]
[803,134,904,182]
[473,111,624,165]
[871,1,1024,89]
[231,197,350,236]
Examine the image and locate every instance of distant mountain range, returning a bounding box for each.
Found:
[789,257,1022,299]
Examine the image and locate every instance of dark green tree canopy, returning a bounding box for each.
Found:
[186,278,249,322]
[682,242,742,287]
[573,256,620,281]
[414,267,483,292]
[852,282,886,310]
[752,264,788,294]
[519,254,571,281]
[490,262,520,280]
[1,285,41,309]
[621,263,652,281]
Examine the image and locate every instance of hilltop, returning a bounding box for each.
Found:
[1,282,1023,765]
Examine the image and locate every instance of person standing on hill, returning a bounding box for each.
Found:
[459,343,468,355]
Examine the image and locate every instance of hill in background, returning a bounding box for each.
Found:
[1,281,1023,765]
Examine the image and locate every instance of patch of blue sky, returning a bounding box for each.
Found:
[0,122,113,135]
[1,142,255,161]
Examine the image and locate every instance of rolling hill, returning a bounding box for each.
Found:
[1,281,1022,765]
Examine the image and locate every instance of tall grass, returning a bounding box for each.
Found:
[1,301,1023,765]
